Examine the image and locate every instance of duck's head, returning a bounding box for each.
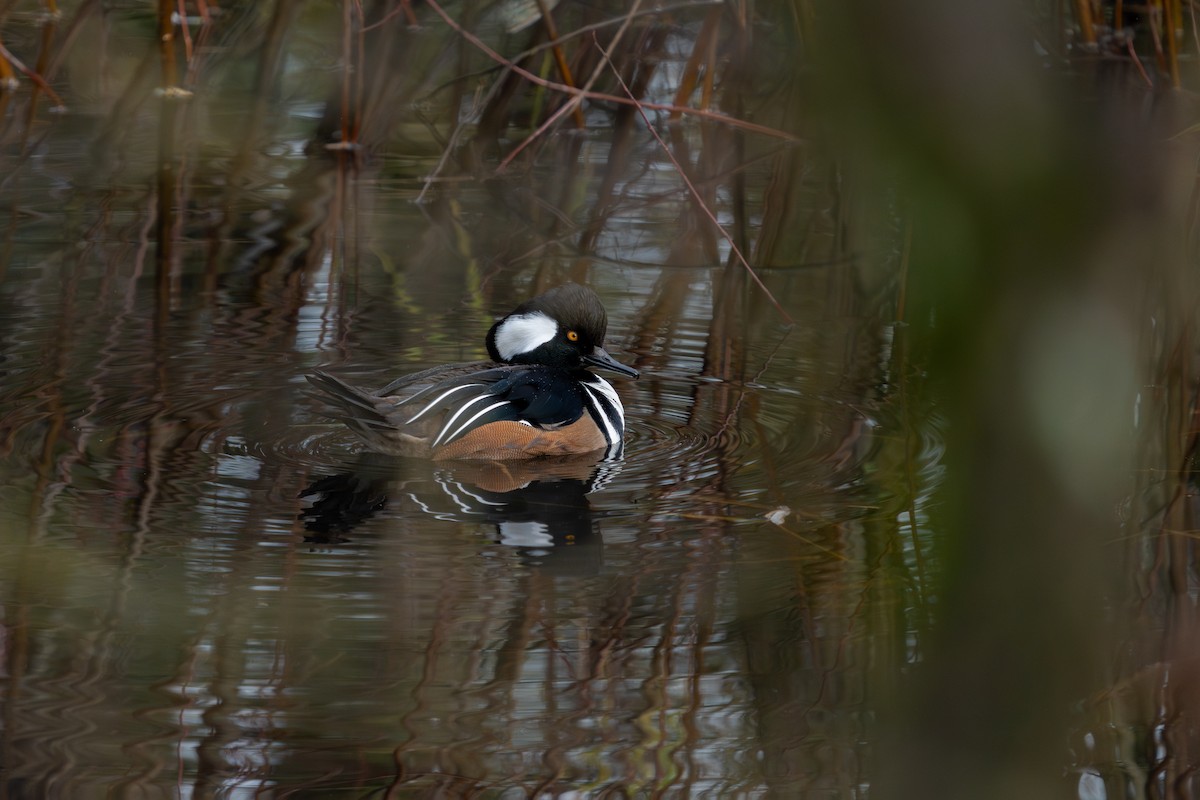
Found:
[485,283,640,378]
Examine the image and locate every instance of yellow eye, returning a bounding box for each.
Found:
[566,330,579,342]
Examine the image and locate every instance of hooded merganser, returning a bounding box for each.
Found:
[307,283,639,460]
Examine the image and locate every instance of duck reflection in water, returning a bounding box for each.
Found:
[299,453,616,573]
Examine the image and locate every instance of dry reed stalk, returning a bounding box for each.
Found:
[670,5,722,118]
[181,3,216,87]
[175,0,193,62]
[533,0,585,128]
[157,0,177,89]
[0,39,63,106]
[0,35,14,88]
[1125,36,1154,87]
[353,0,365,148]
[21,9,57,136]
[333,0,364,150]
[400,0,417,26]
[155,0,181,280]
[1148,0,1170,79]
[1074,0,1097,44]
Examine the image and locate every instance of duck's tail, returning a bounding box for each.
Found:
[306,372,392,433]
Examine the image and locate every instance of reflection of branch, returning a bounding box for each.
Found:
[598,36,794,324]
[423,0,802,145]
[0,41,65,107]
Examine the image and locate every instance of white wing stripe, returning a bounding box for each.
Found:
[432,394,496,447]
[404,383,483,424]
[582,376,624,428]
[440,400,510,446]
[581,383,620,447]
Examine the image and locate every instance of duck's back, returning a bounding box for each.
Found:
[308,363,617,460]
[373,360,498,400]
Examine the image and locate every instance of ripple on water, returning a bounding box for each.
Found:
[276,366,875,505]
[237,427,367,472]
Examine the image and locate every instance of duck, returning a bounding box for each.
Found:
[307,283,639,460]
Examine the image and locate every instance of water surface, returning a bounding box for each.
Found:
[0,3,941,796]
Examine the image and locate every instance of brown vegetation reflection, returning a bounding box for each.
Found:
[0,2,897,796]
[0,0,1193,797]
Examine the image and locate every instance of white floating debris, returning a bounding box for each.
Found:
[765,506,790,526]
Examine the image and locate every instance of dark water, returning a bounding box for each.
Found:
[0,246,923,795]
[3,2,1156,798]
[0,159,925,792]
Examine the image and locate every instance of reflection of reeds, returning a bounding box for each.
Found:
[1115,189,1200,796]
[155,0,179,280]
[6,1,1195,796]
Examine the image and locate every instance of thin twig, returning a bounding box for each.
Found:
[176,0,193,62]
[596,35,793,324]
[415,90,486,203]
[418,2,724,101]
[363,0,418,32]
[498,0,644,170]
[423,0,802,144]
[0,40,65,107]
[522,1,723,58]
[670,5,721,118]
[1125,36,1153,88]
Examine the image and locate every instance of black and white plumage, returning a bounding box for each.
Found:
[307,283,638,461]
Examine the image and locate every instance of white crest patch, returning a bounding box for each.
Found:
[494,311,557,361]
